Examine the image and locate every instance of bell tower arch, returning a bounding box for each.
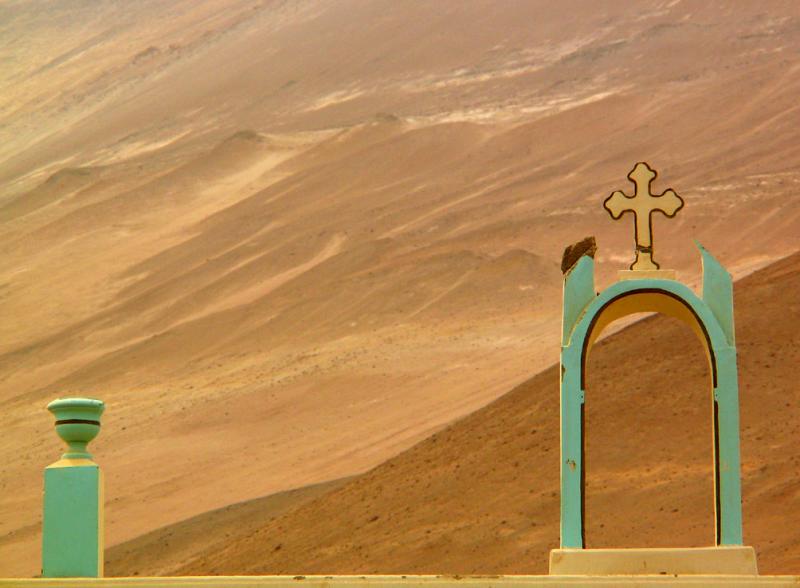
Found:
[551,163,756,576]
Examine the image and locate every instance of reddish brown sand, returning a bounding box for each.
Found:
[106,477,352,577]
[159,251,799,576]
[2,0,800,576]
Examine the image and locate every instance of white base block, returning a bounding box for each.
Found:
[549,546,758,576]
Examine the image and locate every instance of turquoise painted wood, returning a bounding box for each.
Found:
[561,256,596,346]
[699,243,735,346]
[42,463,103,577]
[559,245,743,548]
[42,398,105,577]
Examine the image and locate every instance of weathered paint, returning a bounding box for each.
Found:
[561,256,596,347]
[699,242,735,346]
[559,244,743,548]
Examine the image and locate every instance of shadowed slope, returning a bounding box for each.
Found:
[105,477,353,577]
[171,252,800,576]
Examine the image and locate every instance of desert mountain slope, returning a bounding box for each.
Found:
[106,477,352,578]
[172,250,800,576]
[2,0,800,576]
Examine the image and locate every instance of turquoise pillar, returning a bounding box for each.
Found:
[42,398,105,578]
[560,256,594,548]
[560,343,584,548]
[715,346,744,545]
[701,244,742,545]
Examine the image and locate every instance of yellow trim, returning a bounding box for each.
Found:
[45,458,98,469]
[585,292,713,373]
[98,469,105,577]
[618,269,676,281]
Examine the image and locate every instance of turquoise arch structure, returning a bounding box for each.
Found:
[559,244,743,549]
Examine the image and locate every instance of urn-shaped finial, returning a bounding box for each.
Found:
[47,398,105,459]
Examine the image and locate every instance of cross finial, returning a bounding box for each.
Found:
[603,162,684,271]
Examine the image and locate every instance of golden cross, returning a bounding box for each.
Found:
[603,162,684,271]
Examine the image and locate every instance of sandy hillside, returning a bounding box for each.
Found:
[106,477,352,577]
[156,250,800,577]
[2,0,800,576]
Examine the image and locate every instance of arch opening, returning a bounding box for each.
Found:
[560,277,744,549]
[580,290,718,390]
[583,311,716,548]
